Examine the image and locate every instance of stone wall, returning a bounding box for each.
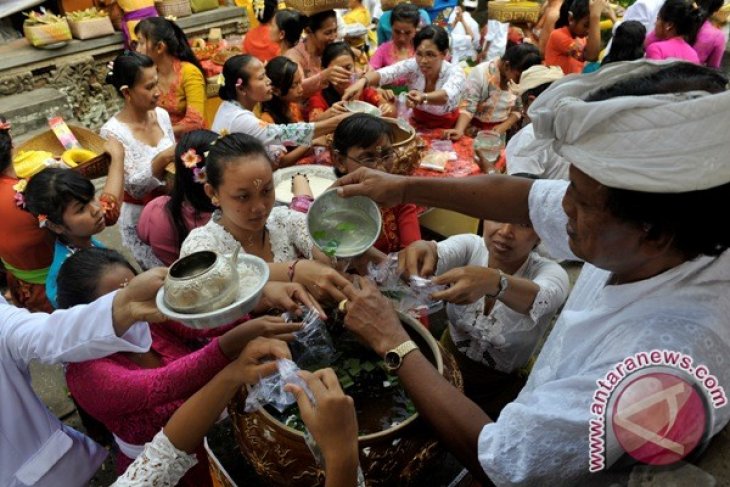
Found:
[0,7,247,133]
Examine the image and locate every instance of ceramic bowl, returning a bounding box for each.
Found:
[307,189,382,258]
[157,253,269,329]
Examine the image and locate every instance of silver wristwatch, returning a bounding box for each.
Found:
[486,270,509,300]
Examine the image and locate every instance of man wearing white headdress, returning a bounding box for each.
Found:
[331,60,730,485]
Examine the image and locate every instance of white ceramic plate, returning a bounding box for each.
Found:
[273,164,337,204]
[156,253,270,329]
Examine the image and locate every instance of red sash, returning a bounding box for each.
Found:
[411,107,460,130]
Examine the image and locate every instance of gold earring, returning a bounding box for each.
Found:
[211,196,220,207]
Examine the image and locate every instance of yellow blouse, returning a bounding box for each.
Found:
[159,61,207,137]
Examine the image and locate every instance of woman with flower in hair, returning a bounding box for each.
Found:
[0,117,54,311]
[138,130,216,266]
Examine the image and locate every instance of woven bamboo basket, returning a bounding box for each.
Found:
[16,126,111,180]
[284,0,348,15]
[488,0,541,23]
[155,0,192,18]
[23,19,72,47]
[68,16,115,40]
[381,0,434,10]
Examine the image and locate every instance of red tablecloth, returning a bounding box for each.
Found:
[412,129,481,178]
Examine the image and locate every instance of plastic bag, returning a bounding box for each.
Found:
[397,92,412,121]
[284,307,337,369]
[244,358,315,413]
[367,255,446,318]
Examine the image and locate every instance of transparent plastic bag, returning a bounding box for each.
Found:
[244,358,315,413]
[366,256,446,318]
[397,92,412,121]
[283,307,336,369]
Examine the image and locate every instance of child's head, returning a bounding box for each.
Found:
[271,9,306,50]
[262,57,303,125]
[332,114,396,176]
[266,56,304,103]
[106,51,159,111]
[255,0,278,24]
[555,0,591,37]
[134,17,204,77]
[24,168,104,241]
[0,115,11,174]
[168,129,218,243]
[219,55,273,105]
[655,0,704,43]
[500,43,542,84]
[56,247,137,308]
[697,0,725,17]
[391,3,420,49]
[305,10,339,54]
[602,21,646,65]
[204,133,275,233]
[322,42,357,91]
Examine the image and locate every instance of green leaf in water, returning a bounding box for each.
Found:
[312,230,327,241]
[322,239,340,257]
[336,222,358,232]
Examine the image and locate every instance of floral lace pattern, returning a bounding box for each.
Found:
[101,108,175,270]
[376,58,466,114]
[211,101,315,149]
[180,206,314,262]
[112,431,198,486]
[436,234,569,373]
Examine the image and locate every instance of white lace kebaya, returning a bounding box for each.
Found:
[111,431,197,487]
[180,206,314,262]
[436,234,569,373]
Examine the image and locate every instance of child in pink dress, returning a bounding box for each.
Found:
[644,0,703,63]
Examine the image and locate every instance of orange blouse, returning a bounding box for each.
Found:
[158,60,206,136]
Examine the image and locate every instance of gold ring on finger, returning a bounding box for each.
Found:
[338,299,349,313]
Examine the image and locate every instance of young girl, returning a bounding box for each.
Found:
[332,114,421,254]
[644,0,703,63]
[260,57,315,168]
[309,42,393,121]
[180,133,353,305]
[693,0,726,68]
[137,130,216,266]
[58,247,312,487]
[269,9,306,55]
[444,43,541,141]
[0,118,54,312]
[101,51,176,270]
[398,219,569,417]
[243,0,282,62]
[284,10,350,98]
[22,163,123,309]
[600,20,646,65]
[544,0,605,74]
[211,54,349,169]
[135,17,206,138]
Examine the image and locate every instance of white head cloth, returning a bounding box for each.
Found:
[524,59,730,193]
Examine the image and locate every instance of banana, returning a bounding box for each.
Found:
[61,148,98,168]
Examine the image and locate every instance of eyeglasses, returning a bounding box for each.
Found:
[341,150,397,170]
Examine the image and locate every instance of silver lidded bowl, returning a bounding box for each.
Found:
[163,250,240,314]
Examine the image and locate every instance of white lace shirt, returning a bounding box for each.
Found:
[436,234,569,373]
[112,431,197,486]
[180,206,314,262]
[477,180,730,485]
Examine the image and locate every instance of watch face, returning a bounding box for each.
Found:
[384,351,400,370]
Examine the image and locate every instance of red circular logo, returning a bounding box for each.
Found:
[611,372,708,466]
